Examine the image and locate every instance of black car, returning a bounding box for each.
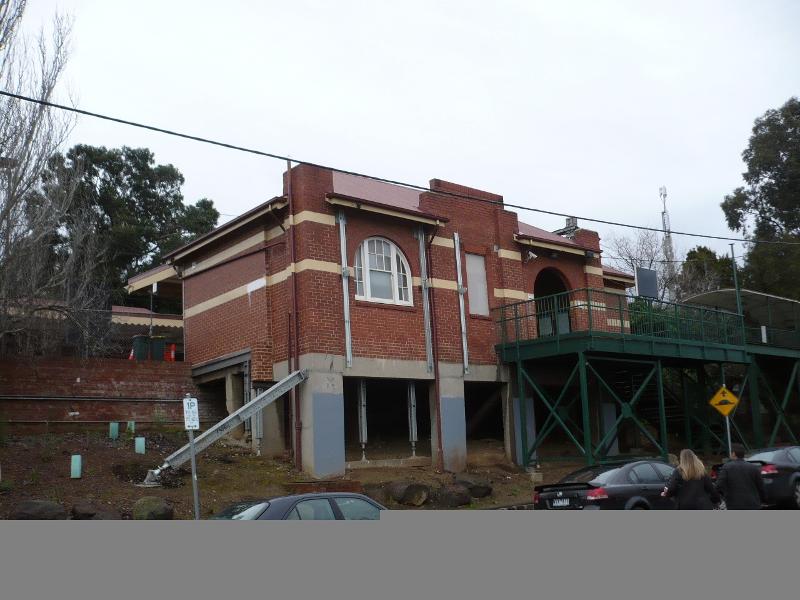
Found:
[211,492,386,520]
[533,460,677,510]
[710,446,800,509]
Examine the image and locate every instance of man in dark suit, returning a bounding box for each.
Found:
[716,443,765,510]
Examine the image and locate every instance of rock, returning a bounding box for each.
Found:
[437,483,472,508]
[387,481,411,503]
[455,475,493,499]
[91,509,122,520]
[72,499,101,520]
[400,484,430,507]
[133,496,174,520]
[11,500,68,520]
[362,483,389,505]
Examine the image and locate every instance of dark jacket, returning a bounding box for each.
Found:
[664,470,721,510]
[715,459,765,510]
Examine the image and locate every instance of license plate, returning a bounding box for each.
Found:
[551,498,570,507]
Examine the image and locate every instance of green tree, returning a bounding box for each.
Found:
[38,145,219,303]
[721,97,800,299]
[677,246,734,299]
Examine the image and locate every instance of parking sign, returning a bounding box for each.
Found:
[183,397,200,430]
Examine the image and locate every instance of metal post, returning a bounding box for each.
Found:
[453,232,469,373]
[337,210,353,367]
[418,226,434,373]
[188,429,200,520]
[578,353,594,465]
[730,244,745,343]
[358,378,368,462]
[407,381,418,458]
[724,416,732,458]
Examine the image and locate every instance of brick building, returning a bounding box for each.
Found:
[130,165,633,477]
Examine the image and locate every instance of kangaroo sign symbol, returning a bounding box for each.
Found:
[709,386,739,417]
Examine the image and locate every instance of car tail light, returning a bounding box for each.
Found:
[533,490,540,504]
[585,487,608,501]
[761,464,778,476]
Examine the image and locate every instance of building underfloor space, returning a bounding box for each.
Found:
[344,377,431,468]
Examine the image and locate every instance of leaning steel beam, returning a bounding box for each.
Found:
[142,370,308,485]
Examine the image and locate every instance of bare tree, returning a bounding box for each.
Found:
[0,1,111,357]
[606,229,681,301]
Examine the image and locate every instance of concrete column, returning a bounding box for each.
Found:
[511,393,536,467]
[299,370,345,478]
[257,398,286,457]
[430,374,467,473]
[225,373,245,440]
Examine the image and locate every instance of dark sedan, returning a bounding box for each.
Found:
[710,446,800,509]
[211,492,386,520]
[533,460,677,510]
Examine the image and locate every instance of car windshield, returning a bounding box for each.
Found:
[746,450,780,463]
[560,466,621,484]
[211,501,270,520]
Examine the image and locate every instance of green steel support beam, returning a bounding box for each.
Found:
[522,365,586,458]
[578,353,594,465]
[698,366,711,457]
[681,369,693,449]
[748,361,764,448]
[768,360,799,446]
[656,360,669,461]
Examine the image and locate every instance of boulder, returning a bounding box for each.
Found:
[91,509,122,520]
[400,484,430,507]
[11,500,68,520]
[387,481,412,503]
[362,483,389,505]
[455,475,493,499]
[437,483,472,508]
[133,496,174,520]
[72,499,101,520]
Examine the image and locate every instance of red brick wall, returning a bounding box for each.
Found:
[177,164,619,373]
[0,358,224,427]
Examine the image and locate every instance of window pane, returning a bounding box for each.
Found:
[369,269,393,300]
[293,499,336,520]
[334,497,381,520]
[630,463,661,484]
[354,249,364,296]
[652,462,674,480]
[787,448,800,463]
[285,508,300,520]
[396,254,409,302]
[465,253,489,316]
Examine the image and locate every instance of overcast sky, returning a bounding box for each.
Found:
[21,0,800,262]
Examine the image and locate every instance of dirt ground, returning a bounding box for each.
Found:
[0,431,579,518]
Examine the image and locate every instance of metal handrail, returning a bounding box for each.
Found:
[494,288,746,348]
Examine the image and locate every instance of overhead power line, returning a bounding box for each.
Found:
[3,89,800,247]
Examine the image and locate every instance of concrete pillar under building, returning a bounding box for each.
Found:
[225,373,245,440]
[256,396,286,457]
[429,374,467,473]
[299,370,345,478]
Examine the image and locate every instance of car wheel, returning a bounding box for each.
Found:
[793,481,800,510]
[630,505,647,510]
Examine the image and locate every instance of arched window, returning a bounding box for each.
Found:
[354,237,412,306]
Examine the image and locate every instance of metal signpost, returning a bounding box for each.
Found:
[709,385,740,457]
[183,394,201,520]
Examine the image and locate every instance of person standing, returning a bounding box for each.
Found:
[715,443,765,510]
[662,449,721,509]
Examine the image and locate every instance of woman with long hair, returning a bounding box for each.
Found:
[662,449,721,510]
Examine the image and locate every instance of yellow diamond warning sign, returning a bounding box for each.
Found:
[709,385,739,417]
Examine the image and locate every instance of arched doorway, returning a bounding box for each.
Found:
[534,268,571,336]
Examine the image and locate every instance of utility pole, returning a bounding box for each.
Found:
[660,186,677,301]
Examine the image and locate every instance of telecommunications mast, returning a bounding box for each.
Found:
[660,186,677,300]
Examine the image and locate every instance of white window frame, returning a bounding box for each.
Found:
[354,237,413,306]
